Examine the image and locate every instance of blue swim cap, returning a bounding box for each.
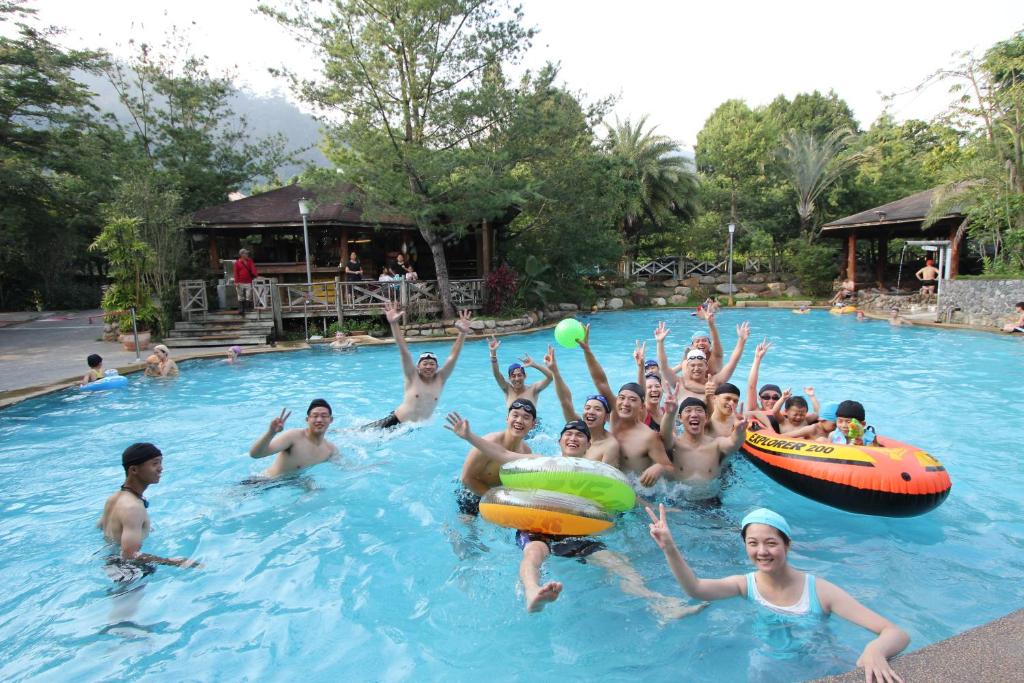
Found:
[507,362,524,376]
[819,402,839,422]
[741,508,792,539]
[691,330,710,342]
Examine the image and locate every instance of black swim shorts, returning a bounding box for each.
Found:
[104,556,156,584]
[361,411,402,430]
[455,486,482,516]
[514,530,605,561]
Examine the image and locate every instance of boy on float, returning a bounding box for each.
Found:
[544,345,620,467]
[647,505,908,682]
[658,384,747,487]
[829,400,875,446]
[456,399,536,515]
[487,335,553,408]
[82,353,104,385]
[445,412,701,620]
[248,399,339,477]
[787,403,839,443]
[769,387,821,434]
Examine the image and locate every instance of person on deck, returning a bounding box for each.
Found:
[344,251,364,281]
[233,248,258,316]
[915,259,940,294]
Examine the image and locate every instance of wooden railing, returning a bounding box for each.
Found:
[178,280,208,321]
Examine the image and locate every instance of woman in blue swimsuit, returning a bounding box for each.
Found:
[647,505,909,682]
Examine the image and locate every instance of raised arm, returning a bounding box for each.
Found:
[705,311,724,368]
[804,386,820,420]
[655,322,679,390]
[384,301,416,379]
[578,324,615,409]
[545,345,581,422]
[487,335,510,392]
[634,340,646,386]
[438,310,473,381]
[659,384,679,453]
[747,338,771,411]
[249,409,296,458]
[445,412,534,465]
[717,404,748,460]
[647,504,744,601]
[770,388,791,422]
[711,322,749,384]
[521,352,553,393]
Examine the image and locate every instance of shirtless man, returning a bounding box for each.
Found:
[915,259,940,294]
[153,344,179,377]
[672,311,724,376]
[487,335,552,408]
[658,321,749,399]
[456,398,535,515]
[889,308,908,326]
[704,381,742,438]
[249,399,339,477]
[98,443,199,572]
[446,412,700,620]
[362,301,473,429]
[545,344,620,467]
[580,326,671,485]
[658,386,747,484]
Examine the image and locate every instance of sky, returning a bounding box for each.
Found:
[27,0,1024,150]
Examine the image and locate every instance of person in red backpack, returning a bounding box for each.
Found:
[233,248,258,315]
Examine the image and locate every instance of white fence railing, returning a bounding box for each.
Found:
[624,257,775,280]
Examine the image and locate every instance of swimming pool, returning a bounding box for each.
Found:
[1,309,1021,681]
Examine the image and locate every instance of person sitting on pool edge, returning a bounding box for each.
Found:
[98,443,200,576]
[1002,301,1024,333]
[361,301,473,430]
[456,398,535,516]
[829,400,875,446]
[646,506,909,681]
[248,399,339,477]
[82,353,104,385]
[487,334,553,408]
[545,344,620,467]
[446,412,702,620]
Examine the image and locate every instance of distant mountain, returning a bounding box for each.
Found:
[74,69,330,183]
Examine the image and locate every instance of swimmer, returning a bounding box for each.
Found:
[856,309,867,321]
[705,381,742,438]
[745,338,786,423]
[456,399,535,515]
[1002,302,1024,333]
[447,412,701,620]
[888,308,907,326]
[647,506,909,681]
[143,354,161,378]
[769,387,820,434]
[361,301,473,429]
[545,344,620,466]
[657,321,749,400]
[487,335,552,408]
[579,325,672,485]
[632,343,665,431]
[153,344,178,377]
[97,443,199,569]
[330,331,354,350]
[829,400,875,446]
[915,258,940,294]
[225,345,243,364]
[788,403,838,443]
[672,310,725,376]
[248,399,339,477]
[658,385,746,484]
[82,353,104,385]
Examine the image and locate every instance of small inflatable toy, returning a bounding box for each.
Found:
[553,318,586,349]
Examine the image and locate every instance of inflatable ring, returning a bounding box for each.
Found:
[499,457,636,513]
[479,487,614,536]
[791,309,811,315]
[81,375,128,392]
[741,415,951,517]
[829,305,857,315]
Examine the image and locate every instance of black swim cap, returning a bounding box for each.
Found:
[678,397,708,414]
[758,384,782,396]
[618,382,644,398]
[835,400,865,421]
[714,382,740,396]
[87,354,102,368]
[509,398,537,419]
[560,419,591,442]
[307,398,332,415]
[122,442,162,469]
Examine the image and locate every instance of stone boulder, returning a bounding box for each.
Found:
[735,292,758,300]
[595,298,607,310]
[674,286,691,297]
[766,282,786,295]
[405,328,420,336]
[652,297,667,306]
[558,303,579,311]
[607,297,624,310]
[484,319,496,329]
[733,271,750,283]
[663,279,679,288]
[669,294,687,305]
[651,287,675,298]
[748,274,767,284]
[739,283,767,294]
[682,277,701,288]
[611,287,629,297]
[698,275,718,285]
[630,291,649,305]
[783,286,802,297]
[715,283,738,294]
[469,320,486,330]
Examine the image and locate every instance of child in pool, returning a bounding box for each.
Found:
[787,403,838,443]
[225,345,243,364]
[81,353,104,385]
[647,505,909,682]
[769,388,820,434]
[830,400,874,446]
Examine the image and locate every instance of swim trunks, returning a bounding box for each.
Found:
[514,530,605,561]
[361,411,401,430]
[104,556,156,584]
[455,486,481,516]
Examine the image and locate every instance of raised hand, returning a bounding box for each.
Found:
[705,379,716,397]
[780,388,793,404]
[733,401,748,433]
[455,309,473,334]
[646,503,675,550]
[576,323,591,350]
[633,340,646,365]
[543,344,556,369]
[384,301,404,324]
[663,382,679,416]
[736,321,750,341]
[803,386,815,397]
[520,353,537,368]
[444,411,470,439]
[269,408,291,434]
[654,321,670,343]
[754,337,771,360]
[488,335,500,353]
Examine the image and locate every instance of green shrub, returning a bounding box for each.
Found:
[785,240,837,296]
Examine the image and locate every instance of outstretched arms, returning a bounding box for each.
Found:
[578,325,615,411]
[545,345,581,422]
[438,310,473,381]
[711,322,750,384]
[747,338,771,411]
[249,408,296,458]
[647,504,744,601]
[384,301,416,380]
[521,352,553,393]
[446,412,534,465]
[487,335,510,392]
[655,322,680,390]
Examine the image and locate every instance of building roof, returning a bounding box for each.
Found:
[820,186,964,236]
[190,183,414,230]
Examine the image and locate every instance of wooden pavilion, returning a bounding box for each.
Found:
[819,187,968,288]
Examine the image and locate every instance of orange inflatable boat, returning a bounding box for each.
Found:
[742,415,951,517]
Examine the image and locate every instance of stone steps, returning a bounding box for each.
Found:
[162,335,269,348]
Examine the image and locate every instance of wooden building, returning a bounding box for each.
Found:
[820,187,968,288]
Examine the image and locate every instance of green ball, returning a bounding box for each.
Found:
[554,318,585,349]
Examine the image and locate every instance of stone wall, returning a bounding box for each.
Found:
[856,290,936,316]
[939,279,1024,328]
[593,274,802,310]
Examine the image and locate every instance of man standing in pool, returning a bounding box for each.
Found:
[249,399,339,477]
[446,411,700,620]
[361,301,474,429]
[457,399,536,515]
[545,344,620,467]
[98,443,199,571]
[658,385,746,486]
[486,335,553,408]
[657,321,749,400]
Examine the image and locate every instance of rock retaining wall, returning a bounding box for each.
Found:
[593,274,802,309]
[939,279,1024,328]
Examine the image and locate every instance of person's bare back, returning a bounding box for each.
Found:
[98,490,150,547]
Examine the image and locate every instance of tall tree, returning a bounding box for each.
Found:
[778,127,862,240]
[262,0,535,317]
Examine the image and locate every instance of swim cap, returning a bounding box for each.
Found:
[741,508,792,539]
[307,398,332,415]
[87,354,102,368]
[122,442,162,468]
[758,384,782,396]
[691,331,710,342]
[685,349,707,361]
[417,351,438,363]
[507,362,524,376]
[618,382,644,399]
[585,394,610,413]
[509,398,537,419]
[644,372,661,382]
[714,382,740,396]
[835,400,865,421]
[230,346,242,355]
[678,397,707,414]
[560,419,591,442]
[644,360,659,368]
[819,402,839,422]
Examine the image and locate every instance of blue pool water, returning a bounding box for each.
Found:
[1,309,1022,682]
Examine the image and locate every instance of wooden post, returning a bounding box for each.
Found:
[875,235,888,288]
[846,232,857,284]
[949,224,962,277]
[209,233,219,270]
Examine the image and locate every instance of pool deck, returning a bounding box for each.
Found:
[814,609,1024,683]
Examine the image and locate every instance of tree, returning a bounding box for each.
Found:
[262,0,535,317]
[604,116,698,258]
[778,127,862,240]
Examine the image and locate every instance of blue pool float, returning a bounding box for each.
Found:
[81,370,128,391]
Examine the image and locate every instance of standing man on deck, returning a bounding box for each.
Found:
[248,399,339,477]
[98,443,199,573]
[487,335,553,408]
[361,301,474,429]
[233,248,258,316]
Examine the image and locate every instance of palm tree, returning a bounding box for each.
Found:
[605,116,699,257]
[778,127,861,240]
